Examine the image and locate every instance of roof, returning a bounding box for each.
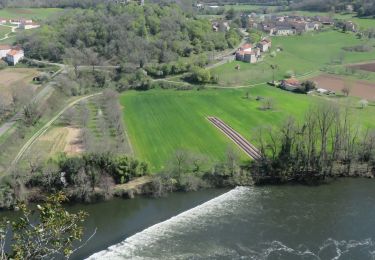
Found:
[283,78,300,86]
[0,45,11,50]
[240,43,252,50]
[7,49,23,56]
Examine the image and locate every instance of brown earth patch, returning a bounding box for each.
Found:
[310,74,375,101]
[13,9,34,14]
[349,62,375,73]
[64,127,84,155]
[0,68,39,105]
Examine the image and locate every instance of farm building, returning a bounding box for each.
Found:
[281,78,301,91]
[19,22,40,30]
[257,39,272,52]
[275,26,295,36]
[0,45,11,59]
[5,47,24,65]
[0,18,6,24]
[235,43,260,63]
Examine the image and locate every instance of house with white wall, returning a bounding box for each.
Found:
[19,22,40,30]
[6,47,24,65]
[0,45,12,59]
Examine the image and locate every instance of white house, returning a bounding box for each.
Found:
[275,26,295,36]
[19,22,40,30]
[0,18,7,24]
[6,48,24,65]
[0,45,11,58]
[257,39,272,52]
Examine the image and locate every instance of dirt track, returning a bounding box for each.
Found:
[311,74,375,101]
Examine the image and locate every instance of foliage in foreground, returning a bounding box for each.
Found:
[0,192,91,259]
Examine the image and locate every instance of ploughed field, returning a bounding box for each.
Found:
[120,86,375,171]
[211,31,375,87]
[349,62,375,73]
[312,74,375,101]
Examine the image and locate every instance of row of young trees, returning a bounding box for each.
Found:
[251,103,375,184]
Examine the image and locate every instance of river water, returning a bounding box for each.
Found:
[4,179,375,259]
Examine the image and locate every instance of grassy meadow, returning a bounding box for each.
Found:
[224,4,278,12]
[0,8,63,20]
[0,25,11,38]
[121,86,375,172]
[211,30,375,87]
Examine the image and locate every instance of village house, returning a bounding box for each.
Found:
[235,43,260,64]
[0,45,11,59]
[314,16,334,25]
[0,45,24,65]
[19,21,40,30]
[280,78,301,91]
[0,18,7,24]
[275,26,295,36]
[306,22,320,31]
[344,21,357,32]
[6,47,24,65]
[257,39,272,52]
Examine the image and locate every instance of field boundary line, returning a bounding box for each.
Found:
[11,93,103,166]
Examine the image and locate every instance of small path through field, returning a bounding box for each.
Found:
[207,116,261,160]
[0,24,17,41]
[11,93,103,166]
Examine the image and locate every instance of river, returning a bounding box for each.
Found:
[4,179,375,259]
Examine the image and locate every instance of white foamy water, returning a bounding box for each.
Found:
[86,180,375,260]
[87,187,253,259]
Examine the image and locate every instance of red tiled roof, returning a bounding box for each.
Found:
[240,43,252,50]
[7,49,22,56]
[283,78,300,86]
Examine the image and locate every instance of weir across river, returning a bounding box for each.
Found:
[207,116,261,160]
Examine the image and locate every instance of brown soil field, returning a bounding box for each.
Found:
[349,62,375,73]
[311,74,375,101]
[27,127,84,161]
[13,9,33,14]
[64,127,84,155]
[0,68,39,105]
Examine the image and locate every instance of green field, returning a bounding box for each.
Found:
[224,4,278,12]
[0,8,63,20]
[121,86,375,172]
[0,25,11,39]
[211,30,375,86]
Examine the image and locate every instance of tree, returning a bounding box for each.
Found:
[23,102,41,126]
[1,192,94,259]
[300,80,316,93]
[63,48,85,78]
[359,99,369,109]
[270,64,278,83]
[342,86,350,96]
[189,66,211,84]
[261,98,274,110]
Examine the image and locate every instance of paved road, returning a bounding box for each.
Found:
[0,81,57,138]
[11,93,102,166]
